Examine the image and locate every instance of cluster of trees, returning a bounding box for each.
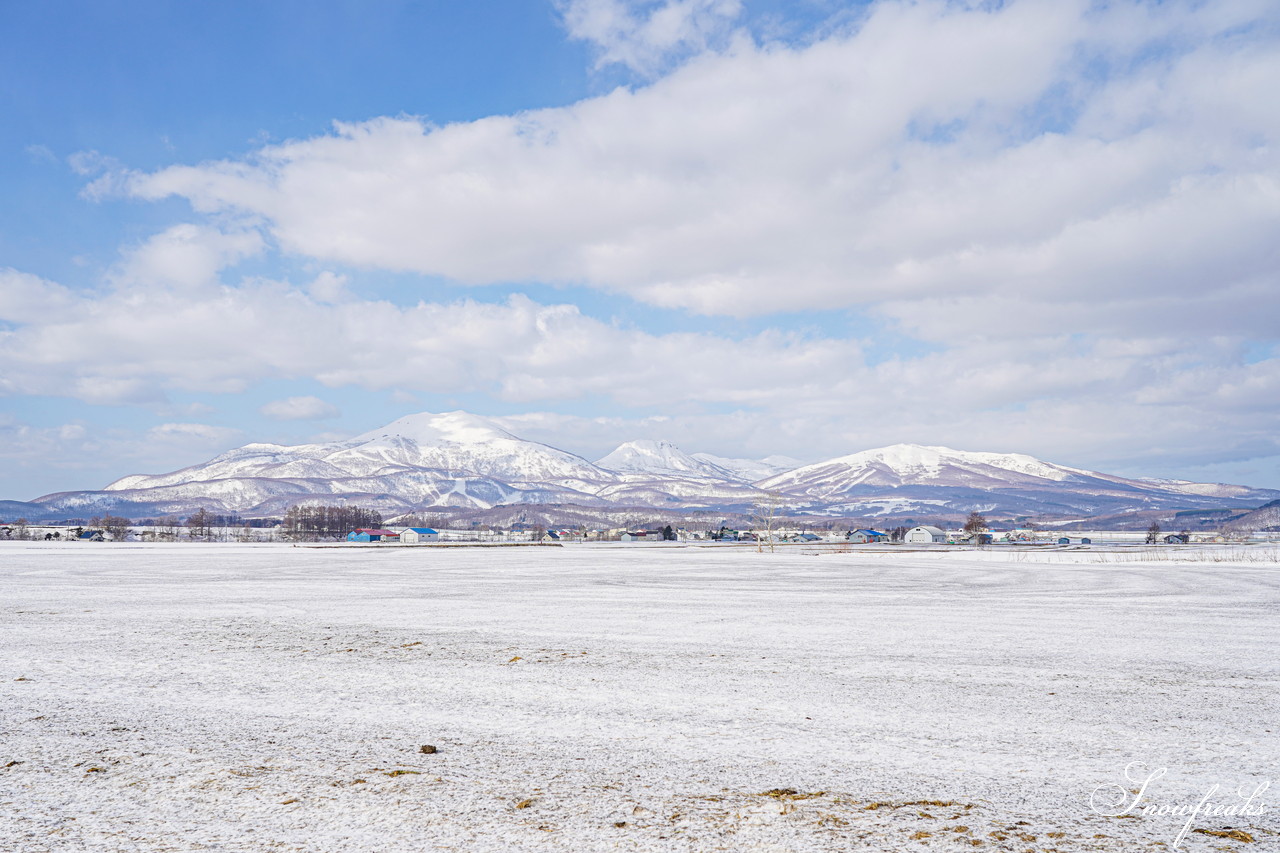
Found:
[88,515,131,542]
[1,518,31,540]
[281,504,384,541]
[1,516,132,541]
[397,513,450,530]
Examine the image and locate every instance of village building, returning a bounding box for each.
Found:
[620,530,665,542]
[398,527,439,544]
[347,528,400,543]
[905,525,947,544]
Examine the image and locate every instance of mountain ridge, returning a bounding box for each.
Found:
[15,411,1280,523]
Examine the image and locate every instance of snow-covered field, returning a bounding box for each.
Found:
[2,542,1276,851]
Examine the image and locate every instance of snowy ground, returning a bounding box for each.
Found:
[2,542,1276,852]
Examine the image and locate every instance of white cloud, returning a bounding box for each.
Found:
[0,266,866,407]
[108,0,1279,339]
[0,416,243,498]
[260,396,341,421]
[0,269,78,323]
[113,224,264,292]
[146,422,243,445]
[2,259,1276,475]
[556,0,743,74]
[5,0,1278,488]
[306,271,349,304]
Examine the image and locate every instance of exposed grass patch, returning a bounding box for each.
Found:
[1195,828,1255,842]
[759,788,826,800]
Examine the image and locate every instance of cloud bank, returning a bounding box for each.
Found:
[110,0,1279,333]
[3,0,1278,492]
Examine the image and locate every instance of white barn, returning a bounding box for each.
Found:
[399,527,439,544]
[905,525,947,544]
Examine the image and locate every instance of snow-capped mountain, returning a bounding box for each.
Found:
[758,444,1092,496]
[31,413,772,517]
[691,452,802,482]
[591,439,771,506]
[1131,477,1265,499]
[74,411,617,514]
[596,439,737,480]
[108,411,612,493]
[20,420,1280,522]
[756,443,1280,516]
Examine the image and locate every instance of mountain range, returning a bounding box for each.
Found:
[9,410,1279,524]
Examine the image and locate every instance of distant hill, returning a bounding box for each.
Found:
[13,412,1280,524]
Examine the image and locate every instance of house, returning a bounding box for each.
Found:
[905,525,946,544]
[79,529,105,541]
[1163,533,1190,544]
[347,528,400,542]
[540,530,560,542]
[848,529,886,544]
[399,527,438,544]
[797,532,823,542]
[620,530,665,542]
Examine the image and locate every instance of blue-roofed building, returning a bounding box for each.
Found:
[849,529,887,543]
[398,527,439,544]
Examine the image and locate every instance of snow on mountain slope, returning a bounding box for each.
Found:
[595,475,767,507]
[691,453,802,482]
[760,443,1140,499]
[33,418,1280,520]
[1132,477,1260,499]
[595,440,734,480]
[107,411,615,493]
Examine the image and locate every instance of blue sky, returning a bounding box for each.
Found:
[2,0,1279,499]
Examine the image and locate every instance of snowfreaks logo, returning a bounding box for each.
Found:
[1090,762,1270,848]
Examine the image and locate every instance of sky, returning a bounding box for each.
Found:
[2,0,1279,499]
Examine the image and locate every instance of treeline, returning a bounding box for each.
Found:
[281,505,384,541]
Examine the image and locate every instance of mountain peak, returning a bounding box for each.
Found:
[353,410,517,446]
[690,452,800,483]
[822,443,1074,481]
[31,411,1280,522]
[596,439,732,479]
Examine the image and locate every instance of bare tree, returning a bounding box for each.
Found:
[186,508,214,541]
[99,515,131,542]
[282,504,384,541]
[963,511,987,537]
[751,492,786,553]
[1145,522,1161,544]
